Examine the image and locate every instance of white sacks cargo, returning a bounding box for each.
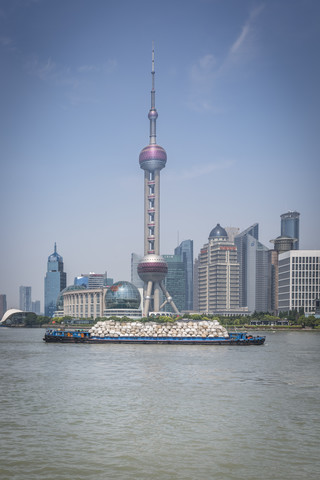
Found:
[89,320,228,338]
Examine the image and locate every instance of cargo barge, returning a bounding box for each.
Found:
[43,329,265,345]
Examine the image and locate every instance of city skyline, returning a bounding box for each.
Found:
[1,0,319,308]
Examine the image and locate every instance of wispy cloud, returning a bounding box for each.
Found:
[182,160,234,179]
[187,4,265,112]
[77,59,117,74]
[0,36,18,52]
[25,55,118,105]
[27,56,57,81]
[227,3,265,63]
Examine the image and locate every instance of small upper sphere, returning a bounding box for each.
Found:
[139,144,167,171]
[148,109,158,120]
[209,223,228,239]
[138,254,168,282]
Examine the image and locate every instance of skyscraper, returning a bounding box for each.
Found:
[235,224,270,313]
[19,286,32,312]
[44,243,67,317]
[162,254,186,313]
[137,46,179,317]
[174,239,193,310]
[280,211,300,249]
[0,294,7,319]
[31,300,41,315]
[198,224,240,314]
[131,253,144,289]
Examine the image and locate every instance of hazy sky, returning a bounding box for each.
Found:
[1,0,319,310]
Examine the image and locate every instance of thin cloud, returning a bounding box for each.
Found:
[225,3,265,64]
[27,55,116,87]
[77,59,117,74]
[187,3,265,112]
[0,36,18,52]
[182,160,234,179]
[30,56,56,80]
[230,24,250,55]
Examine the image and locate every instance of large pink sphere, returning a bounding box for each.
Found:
[139,144,167,172]
[138,254,168,283]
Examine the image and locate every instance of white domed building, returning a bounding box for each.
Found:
[57,281,142,320]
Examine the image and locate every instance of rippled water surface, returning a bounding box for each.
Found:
[0,328,319,480]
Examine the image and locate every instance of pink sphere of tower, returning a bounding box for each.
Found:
[139,144,167,172]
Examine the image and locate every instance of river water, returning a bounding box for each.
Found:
[0,328,319,480]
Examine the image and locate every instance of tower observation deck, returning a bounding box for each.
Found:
[137,46,179,317]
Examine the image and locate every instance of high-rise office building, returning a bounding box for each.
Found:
[197,224,240,314]
[174,239,193,310]
[193,258,199,312]
[19,286,32,312]
[235,224,270,313]
[44,243,67,317]
[278,250,320,315]
[0,294,7,319]
[280,211,300,250]
[162,254,186,313]
[131,253,144,289]
[136,46,178,316]
[31,300,41,315]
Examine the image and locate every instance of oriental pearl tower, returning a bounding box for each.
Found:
[137,46,179,317]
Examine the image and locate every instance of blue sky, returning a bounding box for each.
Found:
[1,0,319,310]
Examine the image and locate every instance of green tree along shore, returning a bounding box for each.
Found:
[4,311,319,329]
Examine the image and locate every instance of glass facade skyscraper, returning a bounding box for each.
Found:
[44,243,67,317]
[235,224,270,313]
[280,211,300,250]
[19,286,32,312]
[162,255,186,313]
[174,239,193,311]
[0,294,7,319]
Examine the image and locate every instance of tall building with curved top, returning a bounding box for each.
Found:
[281,211,300,250]
[137,46,179,317]
[44,243,67,317]
[198,224,240,314]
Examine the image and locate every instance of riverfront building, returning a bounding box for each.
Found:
[174,239,194,311]
[162,254,186,313]
[31,300,41,315]
[19,286,32,312]
[131,253,144,289]
[280,211,300,250]
[278,250,320,315]
[0,294,7,319]
[197,224,241,315]
[57,281,142,320]
[44,243,67,317]
[235,224,270,313]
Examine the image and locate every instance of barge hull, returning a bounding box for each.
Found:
[43,334,265,345]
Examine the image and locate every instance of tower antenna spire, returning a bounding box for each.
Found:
[149,42,157,145]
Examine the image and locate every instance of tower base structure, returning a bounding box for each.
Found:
[142,280,179,317]
[138,254,179,317]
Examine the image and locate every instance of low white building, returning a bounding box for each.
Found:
[57,281,143,320]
